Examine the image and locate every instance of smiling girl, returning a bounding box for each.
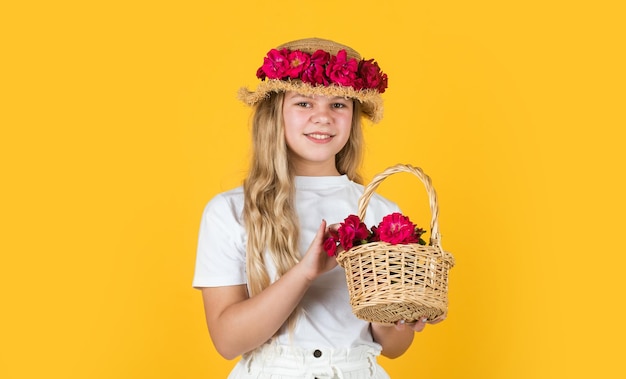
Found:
[193,38,439,378]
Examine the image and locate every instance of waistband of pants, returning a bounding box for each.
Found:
[242,341,383,374]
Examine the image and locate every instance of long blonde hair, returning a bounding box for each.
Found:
[242,92,365,325]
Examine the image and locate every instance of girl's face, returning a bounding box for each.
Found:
[282,91,353,176]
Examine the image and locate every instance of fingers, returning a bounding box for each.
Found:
[411,317,428,332]
[326,222,340,233]
[314,219,327,241]
[409,317,428,332]
[395,318,426,332]
[395,314,446,332]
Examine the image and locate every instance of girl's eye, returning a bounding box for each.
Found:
[332,103,347,108]
[296,102,311,107]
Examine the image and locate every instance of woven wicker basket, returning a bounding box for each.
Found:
[336,164,455,324]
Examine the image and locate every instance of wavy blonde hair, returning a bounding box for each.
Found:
[242,91,364,330]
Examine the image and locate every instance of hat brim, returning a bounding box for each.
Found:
[238,79,384,124]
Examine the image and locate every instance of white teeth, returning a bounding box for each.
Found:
[307,133,332,140]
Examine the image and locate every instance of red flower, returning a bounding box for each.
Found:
[376,213,419,244]
[323,235,338,257]
[377,72,388,93]
[338,215,369,251]
[356,59,388,93]
[322,213,426,256]
[286,50,311,79]
[255,47,387,94]
[355,59,376,89]
[325,50,359,87]
[257,48,290,79]
[301,50,330,85]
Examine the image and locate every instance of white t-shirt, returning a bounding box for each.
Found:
[193,175,400,350]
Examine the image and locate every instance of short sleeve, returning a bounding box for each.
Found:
[192,192,247,288]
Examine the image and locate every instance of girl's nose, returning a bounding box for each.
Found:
[313,109,331,124]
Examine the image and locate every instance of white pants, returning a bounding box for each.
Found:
[228,343,391,379]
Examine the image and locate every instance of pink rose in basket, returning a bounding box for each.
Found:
[338,215,369,251]
[324,213,426,257]
[323,232,339,256]
[375,213,422,244]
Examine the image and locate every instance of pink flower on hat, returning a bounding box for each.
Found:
[325,50,359,87]
[356,59,388,93]
[301,50,330,85]
[254,46,388,95]
[286,50,311,79]
[257,48,290,80]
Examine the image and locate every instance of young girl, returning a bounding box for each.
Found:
[193,37,442,378]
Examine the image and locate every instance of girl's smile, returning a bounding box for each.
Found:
[304,132,336,142]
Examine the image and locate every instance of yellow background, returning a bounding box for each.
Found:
[1,1,625,378]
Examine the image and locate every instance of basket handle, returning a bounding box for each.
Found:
[358,164,441,246]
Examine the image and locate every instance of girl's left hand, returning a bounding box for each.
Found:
[394,311,447,332]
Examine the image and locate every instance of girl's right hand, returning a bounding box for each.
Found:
[298,219,338,282]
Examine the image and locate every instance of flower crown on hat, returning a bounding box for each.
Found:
[238,38,387,123]
[256,48,388,94]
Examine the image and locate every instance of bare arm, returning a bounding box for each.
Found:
[200,220,336,360]
[371,322,416,358]
[372,313,447,358]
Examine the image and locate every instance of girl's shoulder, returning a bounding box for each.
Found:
[202,186,245,220]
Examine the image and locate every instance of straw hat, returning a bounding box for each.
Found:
[238,38,387,123]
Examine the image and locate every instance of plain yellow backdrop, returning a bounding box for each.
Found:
[1,0,625,378]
